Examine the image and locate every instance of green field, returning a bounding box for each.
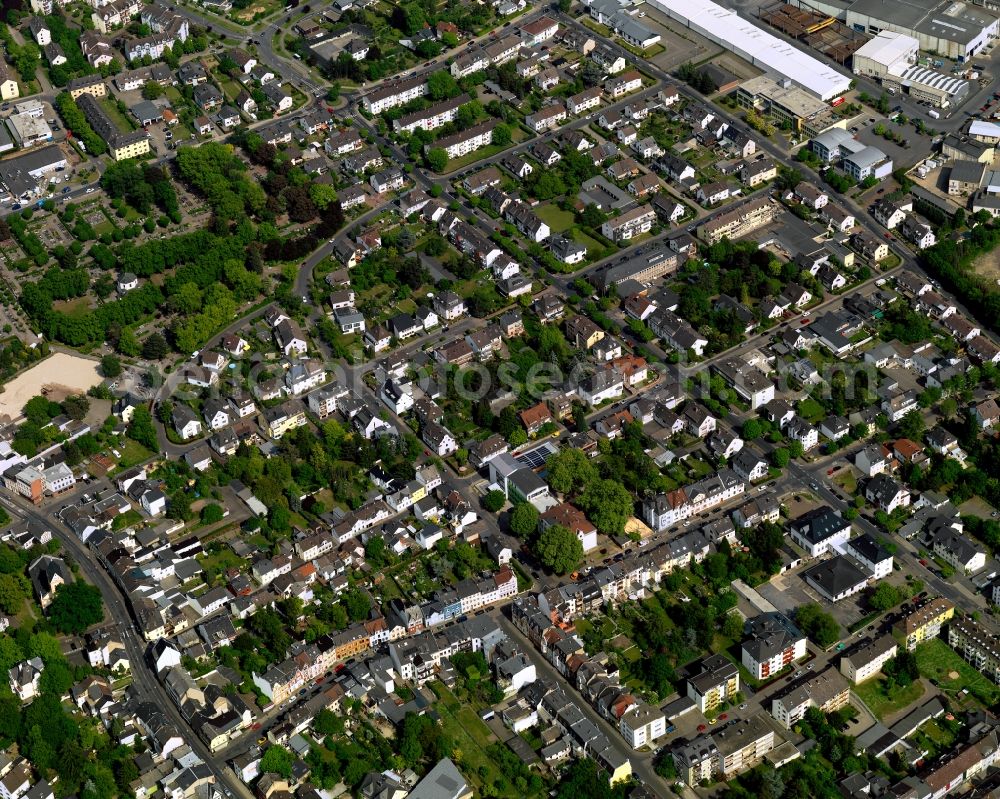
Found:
[915,638,1000,706]
[53,296,92,318]
[535,204,575,233]
[100,96,135,133]
[854,676,925,720]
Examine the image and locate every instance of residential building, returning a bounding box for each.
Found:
[770,667,850,728]
[893,597,955,651]
[840,635,898,684]
[741,612,807,680]
[601,206,655,242]
[687,654,739,713]
[788,506,850,558]
[948,617,1000,685]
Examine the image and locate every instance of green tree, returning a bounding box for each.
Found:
[579,478,634,536]
[127,406,158,451]
[23,396,57,426]
[313,708,344,736]
[897,409,925,441]
[260,746,294,778]
[509,502,540,537]
[427,70,458,101]
[100,354,122,378]
[546,448,598,496]
[0,574,25,614]
[364,536,391,568]
[796,602,841,647]
[142,332,169,360]
[26,631,64,663]
[48,582,104,634]
[482,490,506,513]
[867,582,903,611]
[200,504,224,525]
[492,123,512,146]
[425,147,448,173]
[342,588,370,622]
[771,448,790,468]
[62,394,90,420]
[535,523,584,575]
[742,419,763,440]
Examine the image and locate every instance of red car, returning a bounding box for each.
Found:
[719,713,728,720]
[251,723,262,731]
[799,318,810,325]
[697,724,707,732]
[919,558,929,567]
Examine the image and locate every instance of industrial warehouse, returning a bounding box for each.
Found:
[851,30,972,107]
[647,0,854,101]
[787,0,999,62]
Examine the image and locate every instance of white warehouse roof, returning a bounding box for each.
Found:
[970,120,1000,139]
[648,0,852,101]
[853,30,919,69]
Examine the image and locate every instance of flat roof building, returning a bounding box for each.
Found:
[851,30,919,78]
[648,0,852,100]
[790,0,999,62]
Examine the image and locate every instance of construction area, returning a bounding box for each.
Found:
[758,3,869,65]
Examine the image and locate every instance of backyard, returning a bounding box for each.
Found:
[854,675,925,720]
[429,682,545,799]
[535,204,575,234]
[915,638,1000,707]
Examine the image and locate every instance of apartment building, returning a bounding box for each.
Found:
[948,617,1000,685]
[67,74,106,99]
[619,703,667,749]
[788,506,851,558]
[741,612,807,680]
[606,70,642,98]
[568,86,603,115]
[394,93,469,134]
[770,666,850,729]
[687,654,740,713]
[697,197,778,244]
[674,714,777,786]
[76,94,151,161]
[430,118,499,159]
[525,103,567,132]
[893,597,955,651]
[601,206,655,242]
[840,635,898,684]
[716,715,777,779]
[361,76,428,114]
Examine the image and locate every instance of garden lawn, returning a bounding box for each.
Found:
[570,226,604,253]
[854,676,925,720]
[915,638,1000,706]
[100,96,135,132]
[535,204,575,234]
[429,682,532,799]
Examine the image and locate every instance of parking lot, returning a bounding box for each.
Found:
[849,114,925,169]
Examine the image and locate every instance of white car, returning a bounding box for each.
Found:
[85,187,95,193]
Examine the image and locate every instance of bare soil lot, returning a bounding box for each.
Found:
[0,351,103,422]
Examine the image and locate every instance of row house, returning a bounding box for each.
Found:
[601,206,655,242]
[361,76,427,114]
[525,103,567,133]
[394,93,469,134]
